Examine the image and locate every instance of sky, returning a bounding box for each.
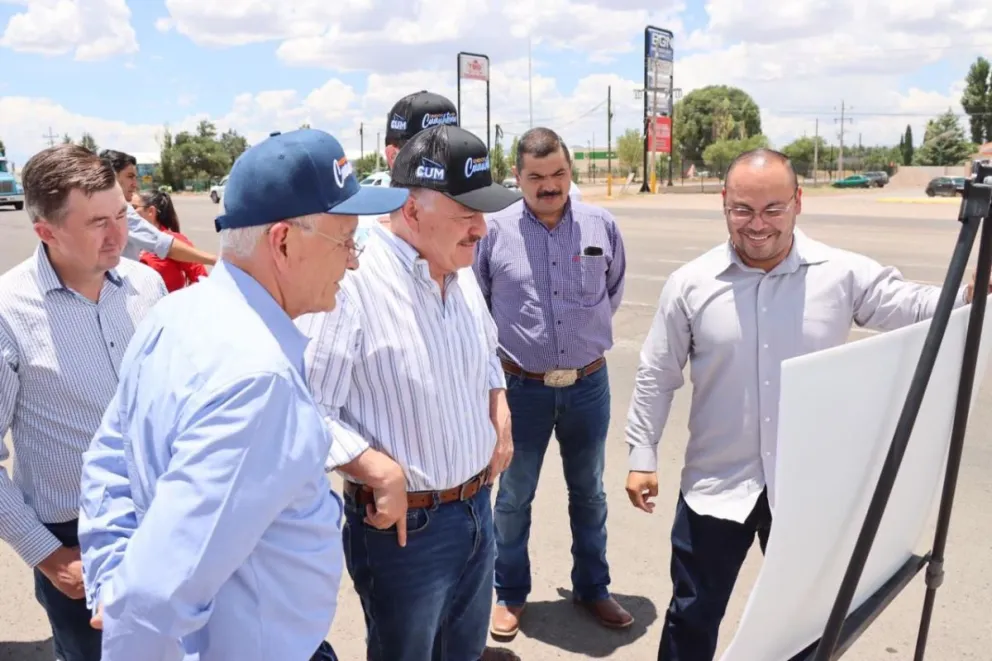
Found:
[0,0,990,169]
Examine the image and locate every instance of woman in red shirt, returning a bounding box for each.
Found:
[132,190,208,292]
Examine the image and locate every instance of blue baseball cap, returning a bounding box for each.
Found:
[215,128,409,232]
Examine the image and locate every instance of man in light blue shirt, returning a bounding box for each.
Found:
[78,129,409,661]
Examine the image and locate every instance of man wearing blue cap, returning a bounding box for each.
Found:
[77,128,409,661]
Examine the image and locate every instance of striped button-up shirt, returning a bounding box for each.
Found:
[625,230,966,523]
[475,199,626,373]
[0,244,166,566]
[296,226,506,492]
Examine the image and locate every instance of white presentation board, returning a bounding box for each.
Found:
[721,304,992,661]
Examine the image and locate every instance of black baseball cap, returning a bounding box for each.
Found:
[391,125,522,213]
[385,91,459,145]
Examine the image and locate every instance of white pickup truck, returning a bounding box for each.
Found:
[0,155,24,211]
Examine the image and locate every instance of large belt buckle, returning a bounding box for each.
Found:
[544,369,578,388]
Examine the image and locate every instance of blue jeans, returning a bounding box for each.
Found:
[33,520,102,661]
[658,490,772,661]
[494,365,612,606]
[343,484,495,661]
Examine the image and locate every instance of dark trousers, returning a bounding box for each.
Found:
[33,520,102,661]
[658,490,773,661]
[493,366,612,605]
[343,485,495,661]
[311,641,339,661]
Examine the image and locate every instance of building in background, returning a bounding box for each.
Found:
[571,146,617,184]
[133,151,161,190]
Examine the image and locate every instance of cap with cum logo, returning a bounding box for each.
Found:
[215,128,409,232]
[390,125,522,214]
[384,91,459,145]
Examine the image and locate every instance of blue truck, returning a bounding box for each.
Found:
[0,154,24,211]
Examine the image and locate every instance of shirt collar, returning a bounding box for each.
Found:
[34,243,123,295]
[720,228,831,276]
[371,224,459,286]
[521,198,574,230]
[208,260,310,374]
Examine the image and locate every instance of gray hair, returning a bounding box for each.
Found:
[219,214,320,259]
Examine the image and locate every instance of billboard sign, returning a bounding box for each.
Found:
[647,27,674,62]
[458,53,490,81]
[648,116,672,153]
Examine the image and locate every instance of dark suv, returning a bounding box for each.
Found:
[925,176,965,197]
[864,171,889,187]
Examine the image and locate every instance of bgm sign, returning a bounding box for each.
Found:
[458,54,490,81]
[648,116,672,153]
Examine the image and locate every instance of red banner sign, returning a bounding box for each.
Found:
[648,116,672,154]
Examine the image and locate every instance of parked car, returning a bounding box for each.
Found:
[831,174,873,189]
[210,175,228,203]
[359,171,391,187]
[863,171,889,187]
[925,176,965,197]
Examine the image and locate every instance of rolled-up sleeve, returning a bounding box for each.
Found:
[298,302,370,472]
[125,205,173,259]
[98,373,317,661]
[0,322,61,567]
[79,389,140,612]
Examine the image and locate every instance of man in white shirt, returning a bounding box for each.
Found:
[297,125,522,661]
[624,148,981,661]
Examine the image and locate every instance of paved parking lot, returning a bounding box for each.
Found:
[1,189,989,660]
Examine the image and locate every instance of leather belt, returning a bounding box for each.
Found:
[343,467,490,511]
[501,356,606,388]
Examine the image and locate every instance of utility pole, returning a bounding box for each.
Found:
[813,118,820,186]
[835,100,853,176]
[607,85,614,198]
[42,126,58,147]
[360,123,364,161]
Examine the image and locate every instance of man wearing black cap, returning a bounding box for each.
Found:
[356,90,459,237]
[78,128,409,661]
[297,125,522,661]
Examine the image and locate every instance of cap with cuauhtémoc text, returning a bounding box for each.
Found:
[215,128,409,232]
[384,91,459,145]
[390,125,521,214]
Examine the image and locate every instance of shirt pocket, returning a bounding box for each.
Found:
[573,254,608,306]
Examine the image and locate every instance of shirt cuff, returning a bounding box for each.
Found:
[325,418,371,472]
[153,231,174,259]
[487,352,506,390]
[627,444,659,472]
[11,523,63,568]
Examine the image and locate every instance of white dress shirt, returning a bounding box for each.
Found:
[296,225,506,492]
[625,229,966,523]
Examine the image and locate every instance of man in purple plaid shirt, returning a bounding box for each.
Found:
[473,127,631,639]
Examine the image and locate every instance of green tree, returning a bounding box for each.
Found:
[61,133,73,144]
[782,136,827,178]
[673,85,762,163]
[490,141,509,184]
[901,125,914,165]
[352,153,382,178]
[196,120,217,140]
[914,110,972,166]
[300,122,312,129]
[0,138,5,155]
[508,136,520,171]
[703,135,769,178]
[616,128,644,177]
[961,56,991,144]
[158,128,178,190]
[79,133,98,153]
[218,129,249,165]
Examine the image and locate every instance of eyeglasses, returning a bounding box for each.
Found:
[725,194,797,224]
[285,220,365,258]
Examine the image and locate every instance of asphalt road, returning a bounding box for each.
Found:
[1,190,989,660]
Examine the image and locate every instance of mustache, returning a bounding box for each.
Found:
[537,189,561,198]
[459,235,483,245]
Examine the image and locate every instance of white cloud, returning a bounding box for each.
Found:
[0,0,138,61]
[2,0,990,170]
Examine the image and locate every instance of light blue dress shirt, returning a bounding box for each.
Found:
[122,203,174,261]
[78,261,344,661]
